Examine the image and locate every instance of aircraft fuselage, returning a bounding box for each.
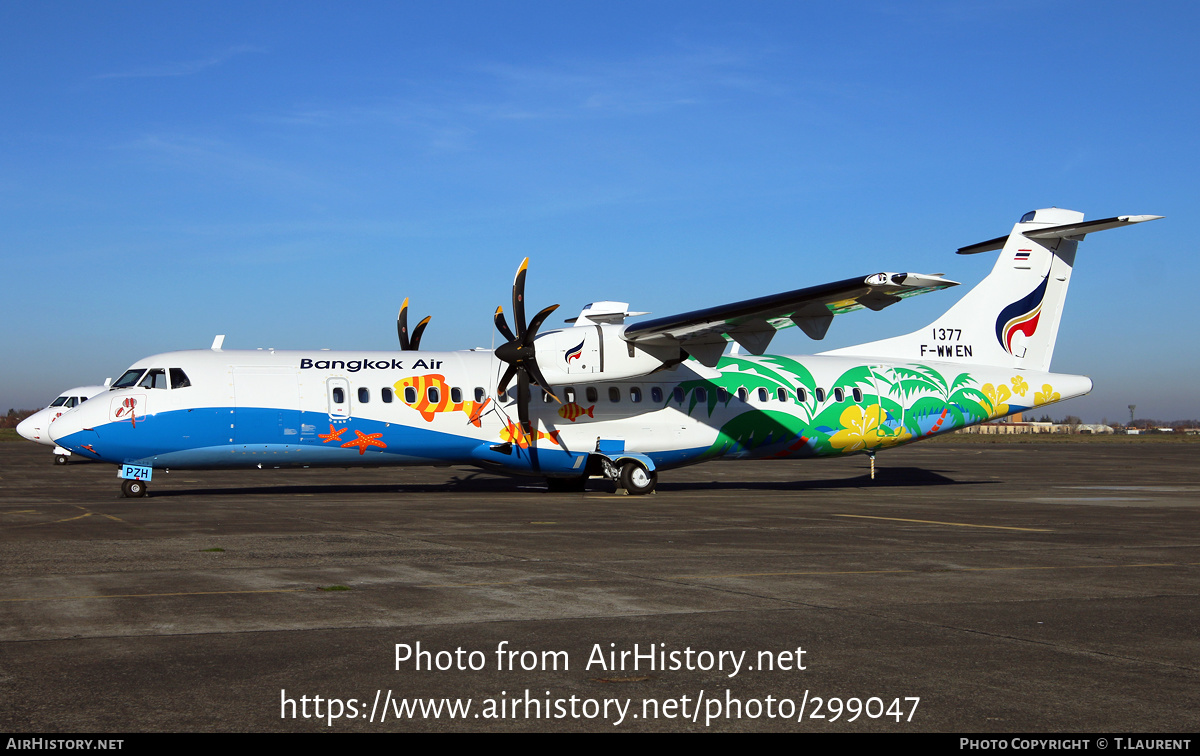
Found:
[49,347,1090,478]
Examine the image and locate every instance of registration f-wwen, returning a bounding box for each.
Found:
[49,209,1159,497]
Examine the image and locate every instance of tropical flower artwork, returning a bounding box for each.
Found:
[672,356,1050,460]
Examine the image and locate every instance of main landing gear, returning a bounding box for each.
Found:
[618,462,657,495]
[54,454,69,466]
[121,479,148,498]
[545,459,658,496]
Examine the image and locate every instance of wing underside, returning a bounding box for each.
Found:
[621,272,957,366]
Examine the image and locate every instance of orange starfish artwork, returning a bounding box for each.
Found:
[341,430,386,455]
[318,425,348,443]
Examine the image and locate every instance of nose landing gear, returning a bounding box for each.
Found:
[121,479,148,498]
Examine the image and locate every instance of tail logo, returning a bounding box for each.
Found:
[995,278,1047,355]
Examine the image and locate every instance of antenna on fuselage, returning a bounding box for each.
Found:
[211,335,225,351]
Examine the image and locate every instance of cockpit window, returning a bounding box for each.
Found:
[170,368,191,389]
[1020,211,1037,222]
[50,396,69,407]
[112,369,146,389]
[138,369,168,389]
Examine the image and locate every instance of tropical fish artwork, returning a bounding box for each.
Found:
[393,374,490,427]
[557,402,595,422]
[499,422,562,449]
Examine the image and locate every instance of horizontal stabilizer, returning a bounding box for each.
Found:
[958,215,1162,255]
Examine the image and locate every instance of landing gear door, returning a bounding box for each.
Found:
[327,377,351,420]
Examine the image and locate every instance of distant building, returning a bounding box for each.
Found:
[960,421,1113,435]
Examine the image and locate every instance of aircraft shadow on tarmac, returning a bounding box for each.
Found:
[141,466,984,498]
[656,466,986,492]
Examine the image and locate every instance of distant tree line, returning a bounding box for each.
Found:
[1,409,37,429]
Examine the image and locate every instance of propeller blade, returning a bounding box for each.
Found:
[512,257,529,335]
[494,306,516,342]
[523,304,560,345]
[397,298,410,350]
[525,360,561,404]
[497,363,518,396]
[410,316,431,351]
[515,371,542,471]
[516,370,532,437]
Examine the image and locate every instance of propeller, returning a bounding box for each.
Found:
[397,298,431,351]
[493,258,560,456]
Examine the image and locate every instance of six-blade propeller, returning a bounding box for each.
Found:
[493,258,560,452]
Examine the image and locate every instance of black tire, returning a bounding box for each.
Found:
[54,455,68,466]
[619,462,657,495]
[121,479,147,498]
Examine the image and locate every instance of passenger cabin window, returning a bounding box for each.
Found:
[138,369,167,389]
[113,369,146,389]
[586,387,598,403]
[777,388,788,402]
[673,387,684,403]
[543,389,554,403]
[695,387,707,402]
[852,388,863,403]
[358,387,370,403]
[651,387,663,403]
[333,387,345,404]
[427,386,440,404]
[382,388,393,403]
[717,388,729,403]
[609,387,621,402]
[757,388,769,402]
[737,388,748,402]
[405,387,418,404]
[630,387,642,403]
[451,387,463,403]
[474,387,486,403]
[797,387,807,402]
[833,388,845,403]
[815,388,826,402]
[564,387,576,403]
[170,368,191,389]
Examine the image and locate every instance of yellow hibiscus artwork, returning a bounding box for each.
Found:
[829,405,911,452]
[979,383,1011,418]
[1010,375,1028,396]
[1035,384,1060,405]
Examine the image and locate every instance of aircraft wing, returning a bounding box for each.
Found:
[621,272,957,366]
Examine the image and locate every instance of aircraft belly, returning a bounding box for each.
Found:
[61,406,484,469]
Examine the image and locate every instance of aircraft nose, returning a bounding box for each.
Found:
[47,407,84,445]
[16,413,43,442]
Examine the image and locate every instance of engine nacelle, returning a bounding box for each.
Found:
[534,324,679,385]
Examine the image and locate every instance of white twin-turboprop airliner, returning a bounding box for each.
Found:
[48,208,1159,497]
[16,382,110,464]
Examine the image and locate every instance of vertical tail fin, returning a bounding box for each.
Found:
[821,209,1161,371]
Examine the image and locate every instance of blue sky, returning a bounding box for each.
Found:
[2,1,1196,422]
